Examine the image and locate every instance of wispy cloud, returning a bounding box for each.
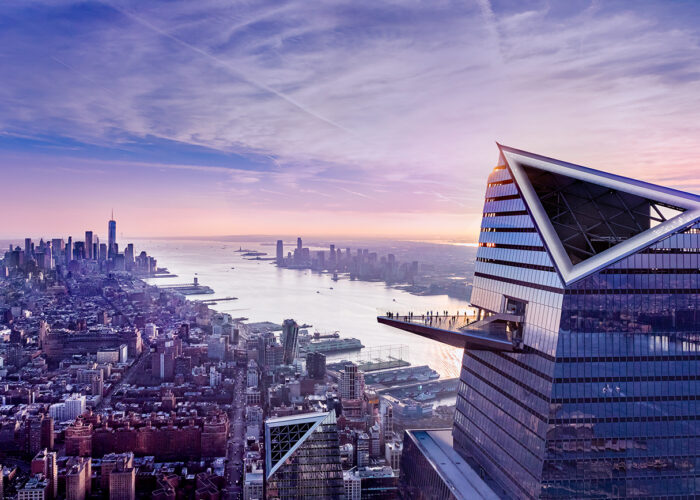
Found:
[1,0,700,237]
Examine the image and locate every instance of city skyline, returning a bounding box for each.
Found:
[3,1,700,239]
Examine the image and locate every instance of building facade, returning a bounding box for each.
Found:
[340,362,364,401]
[265,411,344,499]
[382,145,700,499]
[281,319,299,365]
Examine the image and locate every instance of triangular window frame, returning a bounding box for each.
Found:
[499,145,700,285]
[264,412,330,479]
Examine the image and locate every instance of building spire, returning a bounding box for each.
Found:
[111,208,114,220]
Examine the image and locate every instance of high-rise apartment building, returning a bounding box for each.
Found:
[380,145,700,499]
[26,414,53,456]
[265,411,344,499]
[339,362,364,400]
[109,463,135,500]
[281,319,299,365]
[31,449,57,500]
[306,351,326,379]
[101,452,134,493]
[65,456,91,500]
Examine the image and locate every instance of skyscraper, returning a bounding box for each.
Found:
[124,243,134,270]
[281,319,299,365]
[84,231,93,260]
[276,239,284,264]
[108,211,116,259]
[265,411,344,499]
[380,145,700,499]
[66,236,72,264]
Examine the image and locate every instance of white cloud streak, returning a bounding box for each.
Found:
[1,0,700,231]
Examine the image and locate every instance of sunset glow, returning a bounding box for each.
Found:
[2,1,700,238]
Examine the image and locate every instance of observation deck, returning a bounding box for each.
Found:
[377,312,522,352]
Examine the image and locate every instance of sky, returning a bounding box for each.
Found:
[2,0,700,241]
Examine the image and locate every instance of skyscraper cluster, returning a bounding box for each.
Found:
[275,237,420,284]
[1,213,158,277]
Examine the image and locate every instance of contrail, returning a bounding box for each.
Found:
[103,2,353,135]
[51,56,118,97]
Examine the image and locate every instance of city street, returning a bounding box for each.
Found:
[225,367,246,499]
[97,348,150,410]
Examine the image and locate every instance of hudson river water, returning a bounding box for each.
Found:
[140,239,467,378]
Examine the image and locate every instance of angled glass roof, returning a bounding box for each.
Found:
[268,420,315,467]
[499,145,700,284]
[522,165,685,265]
[265,411,333,479]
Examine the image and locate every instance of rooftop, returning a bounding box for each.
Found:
[406,429,501,500]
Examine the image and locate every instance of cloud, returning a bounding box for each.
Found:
[1,0,700,237]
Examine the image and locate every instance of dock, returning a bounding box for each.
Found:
[156,277,214,295]
[196,297,238,305]
[375,378,459,398]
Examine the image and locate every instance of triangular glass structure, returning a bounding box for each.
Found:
[521,165,685,265]
[264,411,331,479]
[499,145,700,285]
[268,420,315,466]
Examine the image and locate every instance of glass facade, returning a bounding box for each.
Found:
[545,233,700,498]
[265,411,345,499]
[451,149,700,499]
[400,430,462,500]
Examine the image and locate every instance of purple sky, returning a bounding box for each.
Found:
[2,0,700,240]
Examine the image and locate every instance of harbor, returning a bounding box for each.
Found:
[374,377,459,400]
[298,335,364,355]
[363,365,440,387]
[155,276,214,295]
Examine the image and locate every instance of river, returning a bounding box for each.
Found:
[139,238,468,378]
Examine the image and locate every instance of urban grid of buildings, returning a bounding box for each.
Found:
[1,144,699,499]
